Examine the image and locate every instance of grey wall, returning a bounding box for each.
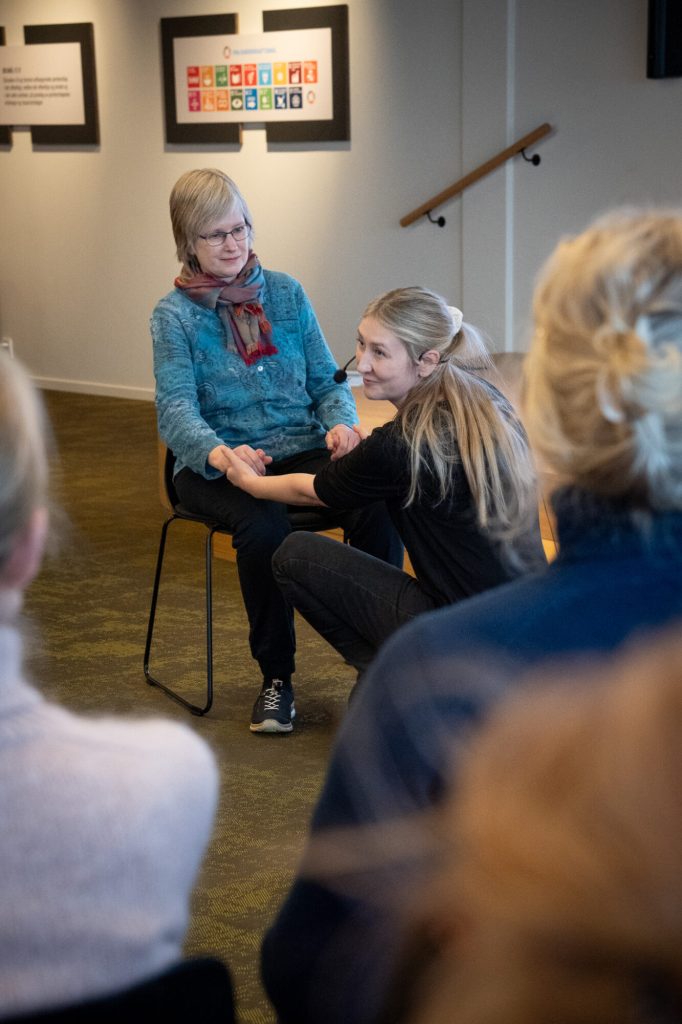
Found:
[462,0,682,350]
[0,0,680,397]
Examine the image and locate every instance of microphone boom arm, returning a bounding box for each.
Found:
[333,354,357,384]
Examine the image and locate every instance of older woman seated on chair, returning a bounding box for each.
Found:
[150,167,402,733]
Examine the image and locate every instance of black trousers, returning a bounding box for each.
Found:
[174,448,403,680]
[273,531,439,676]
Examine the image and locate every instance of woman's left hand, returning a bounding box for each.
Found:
[326,423,362,461]
[223,447,261,494]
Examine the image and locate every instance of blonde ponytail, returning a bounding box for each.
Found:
[362,288,538,539]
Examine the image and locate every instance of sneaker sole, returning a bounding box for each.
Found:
[250,718,293,734]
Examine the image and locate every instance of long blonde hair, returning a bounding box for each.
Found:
[0,352,48,576]
[524,208,682,508]
[362,287,537,537]
[400,627,682,1024]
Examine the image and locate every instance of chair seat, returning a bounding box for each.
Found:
[173,502,340,533]
[173,503,229,528]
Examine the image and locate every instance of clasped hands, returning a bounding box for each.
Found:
[209,423,366,487]
[208,443,271,479]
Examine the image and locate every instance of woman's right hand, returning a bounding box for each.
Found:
[208,444,272,476]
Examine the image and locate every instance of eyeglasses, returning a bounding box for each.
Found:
[198,224,250,246]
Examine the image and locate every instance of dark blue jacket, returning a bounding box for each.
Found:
[261,489,682,1024]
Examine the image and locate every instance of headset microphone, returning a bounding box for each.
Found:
[333,354,357,383]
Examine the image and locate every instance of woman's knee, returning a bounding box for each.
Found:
[272,530,316,582]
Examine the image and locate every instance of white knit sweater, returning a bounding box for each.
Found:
[0,624,219,1018]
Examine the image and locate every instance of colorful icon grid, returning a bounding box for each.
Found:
[185,61,318,113]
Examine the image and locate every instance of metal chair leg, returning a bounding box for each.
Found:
[144,514,215,716]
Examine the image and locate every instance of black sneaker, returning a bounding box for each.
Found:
[250,678,295,734]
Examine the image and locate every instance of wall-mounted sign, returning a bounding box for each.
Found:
[0,42,84,125]
[173,28,333,124]
[0,22,98,147]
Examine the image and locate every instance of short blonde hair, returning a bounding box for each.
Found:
[524,208,682,508]
[169,168,253,273]
[0,352,48,573]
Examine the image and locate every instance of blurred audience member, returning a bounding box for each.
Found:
[382,629,682,1024]
[0,352,219,1017]
[261,207,682,1024]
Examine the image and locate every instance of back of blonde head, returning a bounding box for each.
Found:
[0,352,48,576]
[404,628,682,1024]
[525,208,682,508]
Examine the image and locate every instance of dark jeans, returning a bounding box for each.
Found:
[174,448,403,680]
[272,531,440,676]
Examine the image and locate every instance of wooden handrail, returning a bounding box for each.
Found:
[400,122,552,227]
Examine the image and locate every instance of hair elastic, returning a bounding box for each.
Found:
[448,305,464,334]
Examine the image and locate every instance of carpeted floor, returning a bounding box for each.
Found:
[21,389,356,1024]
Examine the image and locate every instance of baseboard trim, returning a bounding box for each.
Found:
[34,377,154,401]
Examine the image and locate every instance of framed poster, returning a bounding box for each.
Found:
[22,22,99,145]
[161,14,241,146]
[172,27,334,126]
[263,5,349,143]
[0,28,9,145]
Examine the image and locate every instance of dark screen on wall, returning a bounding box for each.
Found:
[648,0,682,78]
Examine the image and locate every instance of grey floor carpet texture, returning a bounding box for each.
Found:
[22,390,356,1023]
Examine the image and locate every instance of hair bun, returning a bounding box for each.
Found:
[595,323,646,370]
[594,324,649,423]
[447,305,464,335]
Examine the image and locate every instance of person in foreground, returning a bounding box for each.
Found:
[223,286,544,683]
[380,627,682,1024]
[0,353,219,1017]
[151,168,402,734]
[261,207,682,1024]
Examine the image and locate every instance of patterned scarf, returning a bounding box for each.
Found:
[175,252,277,365]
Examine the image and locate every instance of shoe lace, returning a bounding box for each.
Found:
[262,680,285,711]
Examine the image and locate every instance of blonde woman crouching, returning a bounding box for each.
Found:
[223,286,545,693]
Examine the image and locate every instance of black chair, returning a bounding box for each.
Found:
[144,448,347,716]
[4,957,235,1023]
